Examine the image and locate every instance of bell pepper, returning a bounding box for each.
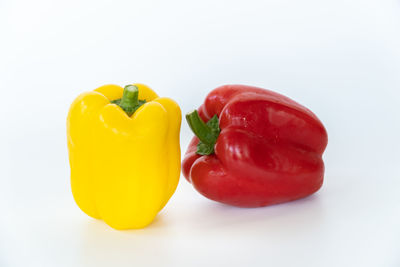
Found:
[183,85,328,207]
[67,84,181,229]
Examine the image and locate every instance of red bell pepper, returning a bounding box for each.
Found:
[183,85,328,207]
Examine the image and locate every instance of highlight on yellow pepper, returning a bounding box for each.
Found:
[67,84,181,230]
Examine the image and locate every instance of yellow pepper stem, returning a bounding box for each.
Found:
[113,85,146,116]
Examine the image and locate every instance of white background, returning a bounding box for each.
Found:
[1,0,400,266]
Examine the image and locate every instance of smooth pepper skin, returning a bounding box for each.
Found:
[182,85,328,207]
[67,84,181,229]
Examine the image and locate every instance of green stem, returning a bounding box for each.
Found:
[119,85,139,115]
[112,85,146,116]
[186,110,220,155]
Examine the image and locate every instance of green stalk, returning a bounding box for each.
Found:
[111,85,146,116]
[186,110,220,155]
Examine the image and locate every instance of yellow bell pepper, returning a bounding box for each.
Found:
[67,84,181,230]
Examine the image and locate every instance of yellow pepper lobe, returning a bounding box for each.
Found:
[67,84,181,229]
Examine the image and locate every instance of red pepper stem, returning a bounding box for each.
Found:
[186,110,217,145]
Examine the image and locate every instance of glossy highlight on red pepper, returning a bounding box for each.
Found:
[182,85,328,207]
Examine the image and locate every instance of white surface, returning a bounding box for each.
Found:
[1,0,400,266]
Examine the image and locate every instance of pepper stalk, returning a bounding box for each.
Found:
[186,110,220,155]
